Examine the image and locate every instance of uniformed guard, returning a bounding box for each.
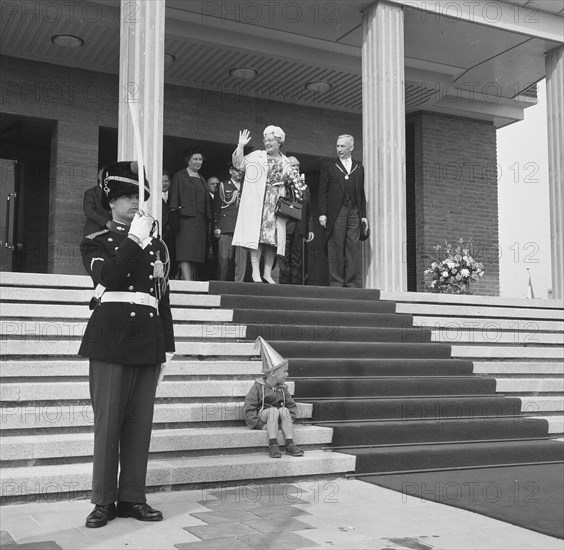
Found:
[79,161,175,528]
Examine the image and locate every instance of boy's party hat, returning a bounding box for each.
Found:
[255,336,288,373]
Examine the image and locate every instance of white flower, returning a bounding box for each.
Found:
[460,268,469,277]
[442,271,449,278]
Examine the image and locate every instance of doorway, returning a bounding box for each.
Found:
[98,127,332,285]
[0,116,53,273]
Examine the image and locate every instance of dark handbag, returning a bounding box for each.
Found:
[275,192,302,222]
[359,220,370,241]
[169,209,180,233]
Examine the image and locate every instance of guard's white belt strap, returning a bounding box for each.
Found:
[100,292,157,310]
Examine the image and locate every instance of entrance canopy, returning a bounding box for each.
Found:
[1,0,562,126]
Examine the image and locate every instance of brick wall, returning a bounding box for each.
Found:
[0,56,501,291]
[0,55,361,158]
[1,55,361,275]
[411,112,500,296]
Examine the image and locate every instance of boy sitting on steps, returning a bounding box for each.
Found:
[243,337,304,458]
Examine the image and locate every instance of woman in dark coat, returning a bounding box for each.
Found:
[169,146,212,280]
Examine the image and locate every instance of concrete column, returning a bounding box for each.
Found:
[546,45,564,300]
[361,0,406,291]
[118,0,165,224]
[49,121,99,274]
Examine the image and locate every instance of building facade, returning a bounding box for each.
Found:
[1,0,562,296]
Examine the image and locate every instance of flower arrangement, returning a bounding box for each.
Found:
[424,238,484,294]
[285,164,307,202]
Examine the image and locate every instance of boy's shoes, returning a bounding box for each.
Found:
[286,443,304,457]
[268,444,282,458]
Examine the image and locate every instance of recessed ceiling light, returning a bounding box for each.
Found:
[229,67,258,80]
[305,81,332,93]
[51,34,84,48]
[164,52,176,65]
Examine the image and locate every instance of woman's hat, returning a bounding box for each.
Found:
[255,336,288,373]
[101,161,150,209]
[263,125,285,144]
[183,145,205,160]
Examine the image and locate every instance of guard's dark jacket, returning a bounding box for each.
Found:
[78,223,175,365]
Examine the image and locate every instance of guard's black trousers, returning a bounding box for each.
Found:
[89,359,159,505]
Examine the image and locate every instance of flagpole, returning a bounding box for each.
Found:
[128,100,145,212]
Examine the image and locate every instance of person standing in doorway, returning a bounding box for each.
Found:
[201,176,221,280]
[169,146,211,281]
[213,164,248,281]
[83,165,111,237]
[161,170,178,279]
[279,156,314,285]
[318,134,368,287]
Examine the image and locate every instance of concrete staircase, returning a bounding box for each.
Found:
[1,272,562,500]
[206,282,563,475]
[381,291,564,437]
[0,272,355,502]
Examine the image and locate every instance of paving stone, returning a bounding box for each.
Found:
[237,531,318,549]
[184,521,260,540]
[248,506,311,520]
[191,509,263,524]
[197,499,263,511]
[0,532,16,546]
[2,543,62,550]
[201,496,310,509]
[175,538,252,549]
[240,517,314,534]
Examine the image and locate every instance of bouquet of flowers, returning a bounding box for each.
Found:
[424,238,484,294]
[285,164,307,202]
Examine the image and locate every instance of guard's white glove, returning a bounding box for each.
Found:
[128,213,153,242]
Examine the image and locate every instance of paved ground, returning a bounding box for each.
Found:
[1,478,562,550]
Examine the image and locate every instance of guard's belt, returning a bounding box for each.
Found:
[100,292,158,310]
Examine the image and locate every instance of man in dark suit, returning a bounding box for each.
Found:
[212,164,247,281]
[161,170,178,279]
[82,166,111,237]
[318,134,368,287]
[201,176,220,280]
[279,156,314,285]
[79,161,175,528]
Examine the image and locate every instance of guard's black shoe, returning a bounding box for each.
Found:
[85,503,117,528]
[116,501,163,521]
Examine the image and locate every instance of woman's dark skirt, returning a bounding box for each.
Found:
[175,212,207,264]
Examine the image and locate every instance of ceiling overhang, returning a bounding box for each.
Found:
[0,0,562,127]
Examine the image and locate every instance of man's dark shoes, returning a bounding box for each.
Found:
[85,503,116,528]
[116,501,163,521]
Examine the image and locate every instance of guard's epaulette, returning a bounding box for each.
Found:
[86,229,109,240]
